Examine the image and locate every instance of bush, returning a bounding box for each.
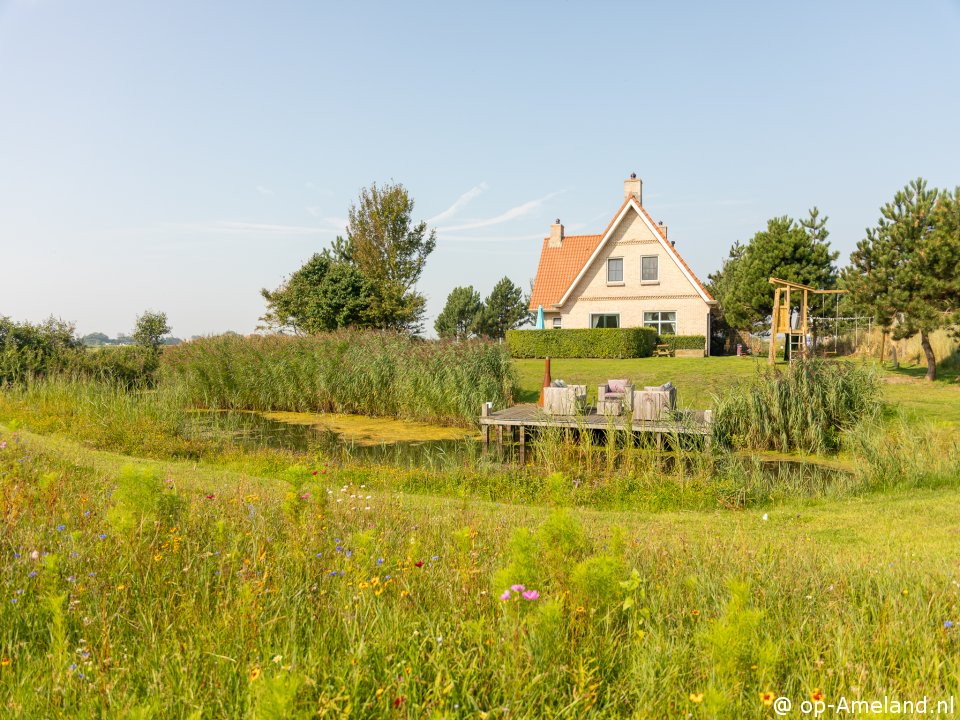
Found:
[505,328,657,359]
[657,334,706,352]
[0,316,81,384]
[161,330,516,426]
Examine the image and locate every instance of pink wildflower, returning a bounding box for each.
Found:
[510,584,525,593]
[499,589,511,601]
[522,590,540,601]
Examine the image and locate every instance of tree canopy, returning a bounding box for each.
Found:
[260,254,373,334]
[333,181,436,333]
[708,209,839,331]
[475,277,530,340]
[843,178,960,380]
[434,286,483,340]
[133,310,171,352]
[262,181,436,335]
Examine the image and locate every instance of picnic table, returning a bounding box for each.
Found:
[654,344,673,357]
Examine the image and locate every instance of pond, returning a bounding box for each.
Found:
[187,410,483,469]
[186,410,852,487]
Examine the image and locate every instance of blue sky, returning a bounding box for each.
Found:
[2,0,959,338]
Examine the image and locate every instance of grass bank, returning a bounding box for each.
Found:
[2,427,960,718]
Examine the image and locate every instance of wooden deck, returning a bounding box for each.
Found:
[479,403,713,461]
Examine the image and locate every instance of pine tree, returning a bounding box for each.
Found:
[475,277,530,340]
[434,286,483,340]
[844,178,958,380]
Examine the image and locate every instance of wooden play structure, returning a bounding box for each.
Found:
[767,278,846,365]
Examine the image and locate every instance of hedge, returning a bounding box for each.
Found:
[505,328,657,359]
[658,334,706,352]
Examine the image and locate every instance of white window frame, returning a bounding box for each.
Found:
[606,257,624,284]
[640,255,659,283]
[552,316,562,329]
[643,310,677,335]
[590,313,620,329]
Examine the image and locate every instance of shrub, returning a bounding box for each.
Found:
[0,316,81,384]
[657,334,706,352]
[712,359,882,453]
[161,330,516,427]
[505,328,657,359]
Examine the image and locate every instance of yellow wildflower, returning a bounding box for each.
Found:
[759,691,775,706]
[249,667,261,682]
[689,692,704,703]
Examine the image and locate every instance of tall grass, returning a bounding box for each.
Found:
[3,432,960,717]
[161,331,515,427]
[712,359,882,453]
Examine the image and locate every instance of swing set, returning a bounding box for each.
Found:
[767,278,849,365]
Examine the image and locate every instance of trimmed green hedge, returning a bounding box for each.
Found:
[505,328,657,359]
[658,334,706,352]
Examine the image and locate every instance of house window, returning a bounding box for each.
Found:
[641,255,659,282]
[591,313,620,329]
[606,257,624,283]
[643,311,676,335]
[552,317,562,329]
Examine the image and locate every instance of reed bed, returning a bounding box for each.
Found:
[161,332,515,427]
[712,359,883,453]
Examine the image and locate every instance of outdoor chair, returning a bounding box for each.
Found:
[633,382,677,422]
[597,379,634,414]
[542,380,588,415]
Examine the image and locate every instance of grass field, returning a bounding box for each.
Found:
[3,427,960,718]
[2,354,960,717]
[513,356,960,424]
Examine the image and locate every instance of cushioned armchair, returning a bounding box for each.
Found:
[597,379,634,412]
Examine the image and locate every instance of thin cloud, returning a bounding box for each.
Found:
[428,182,489,224]
[437,191,564,232]
[170,221,334,236]
[256,185,274,196]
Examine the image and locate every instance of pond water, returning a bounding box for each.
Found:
[186,410,851,484]
[187,410,483,469]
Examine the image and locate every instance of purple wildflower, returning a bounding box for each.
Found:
[510,584,525,593]
[500,589,511,601]
[522,590,540,601]
[945,620,955,629]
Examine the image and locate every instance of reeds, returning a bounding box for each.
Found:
[160,331,516,426]
[712,359,883,453]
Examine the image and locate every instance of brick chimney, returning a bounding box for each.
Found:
[624,173,642,203]
[548,218,564,248]
[658,220,668,239]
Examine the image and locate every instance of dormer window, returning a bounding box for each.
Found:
[606,257,624,284]
[641,255,659,282]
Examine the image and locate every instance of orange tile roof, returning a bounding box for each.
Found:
[529,234,602,310]
[528,197,714,310]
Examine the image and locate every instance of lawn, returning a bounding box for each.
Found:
[513,356,960,424]
[3,426,960,718]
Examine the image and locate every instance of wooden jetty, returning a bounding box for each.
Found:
[480,403,713,462]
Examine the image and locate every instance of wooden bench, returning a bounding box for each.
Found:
[654,344,673,357]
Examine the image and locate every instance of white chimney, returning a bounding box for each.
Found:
[658,220,668,239]
[624,172,642,203]
[548,218,564,248]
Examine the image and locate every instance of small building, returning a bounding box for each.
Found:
[529,174,716,355]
